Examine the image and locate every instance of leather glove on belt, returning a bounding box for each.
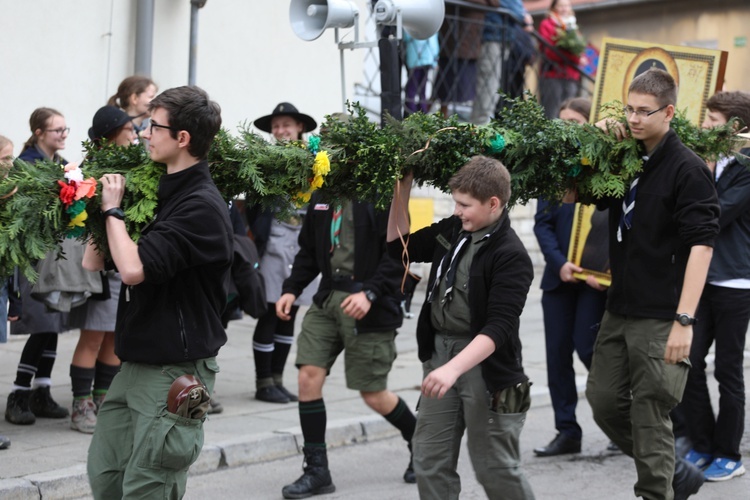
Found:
[167,374,211,419]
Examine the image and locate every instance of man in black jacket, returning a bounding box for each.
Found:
[86,86,232,499]
[586,68,719,500]
[277,195,416,498]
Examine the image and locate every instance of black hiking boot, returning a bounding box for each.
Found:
[282,446,336,499]
[5,391,36,425]
[404,442,416,483]
[29,386,69,418]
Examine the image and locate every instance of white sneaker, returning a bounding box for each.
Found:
[92,393,106,414]
[70,397,97,434]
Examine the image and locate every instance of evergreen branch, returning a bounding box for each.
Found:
[2,98,741,280]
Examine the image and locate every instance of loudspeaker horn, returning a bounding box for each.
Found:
[289,0,359,42]
[373,0,445,40]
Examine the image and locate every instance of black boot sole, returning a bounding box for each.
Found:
[282,484,336,499]
[4,414,35,425]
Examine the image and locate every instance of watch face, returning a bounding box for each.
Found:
[677,314,692,326]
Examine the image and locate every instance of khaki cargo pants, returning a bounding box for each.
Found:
[586,312,690,500]
[87,358,218,499]
[413,333,535,500]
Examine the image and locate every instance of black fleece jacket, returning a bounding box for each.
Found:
[707,148,750,282]
[115,161,233,364]
[281,194,404,333]
[387,212,533,393]
[603,130,720,320]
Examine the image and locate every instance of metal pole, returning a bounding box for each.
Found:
[371,0,402,125]
[335,15,360,112]
[188,0,207,85]
[339,44,347,112]
[135,0,154,76]
[378,37,402,125]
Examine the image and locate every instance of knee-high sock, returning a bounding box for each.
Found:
[253,307,276,380]
[93,361,120,394]
[299,398,327,447]
[271,334,294,382]
[70,365,95,399]
[271,306,298,379]
[13,333,55,389]
[34,334,59,382]
[384,397,416,443]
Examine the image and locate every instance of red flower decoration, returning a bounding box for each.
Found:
[58,180,76,206]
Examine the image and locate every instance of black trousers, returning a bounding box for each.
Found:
[541,283,606,441]
[680,284,750,461]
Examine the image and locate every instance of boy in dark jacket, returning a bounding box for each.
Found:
[276,195,417,499]
[85,86,232,499]
[387,156,535,499]
[677,91,750,482]
[586,68,719,500]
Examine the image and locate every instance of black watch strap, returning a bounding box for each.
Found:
[674,313,697,326]
[102,207,125,220]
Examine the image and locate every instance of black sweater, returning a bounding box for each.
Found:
[604,130,720,320]
[281,194,404,333]
[388,213,533,393]
[115,161,233,363]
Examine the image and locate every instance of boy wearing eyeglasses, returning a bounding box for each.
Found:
[85,86,233,499]
[586,68,719,499]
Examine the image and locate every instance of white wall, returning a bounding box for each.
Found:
[3,1,133,160]
[1,0,371,162]
[2,1,543,267]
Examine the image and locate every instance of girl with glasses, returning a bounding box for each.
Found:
[5,108,71,427]
[19,107,68,165]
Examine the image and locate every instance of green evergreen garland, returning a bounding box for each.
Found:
[0,97,743,280]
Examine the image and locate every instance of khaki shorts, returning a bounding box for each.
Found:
[296,290,397,392]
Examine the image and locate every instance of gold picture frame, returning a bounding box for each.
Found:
[567,203,611,287]
[590,37,728,125]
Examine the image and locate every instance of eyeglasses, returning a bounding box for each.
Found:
[46,127,70,135]
[149,120,180,135]
[623,105,668,118]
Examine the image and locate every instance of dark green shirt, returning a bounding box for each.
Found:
[431,219,501,335]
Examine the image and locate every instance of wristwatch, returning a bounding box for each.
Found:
[102,207,125,221]
[674,313,697,326]
[363,289,377,303]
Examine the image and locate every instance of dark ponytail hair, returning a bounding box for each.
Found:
[107,75,157,111]
[22,107,63,151]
